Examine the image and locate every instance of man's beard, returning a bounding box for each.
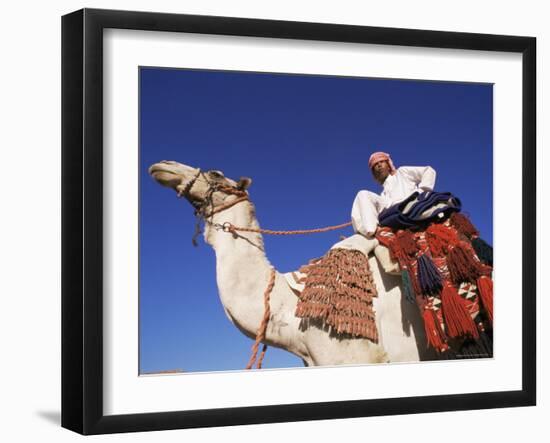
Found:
[374,170,389,183]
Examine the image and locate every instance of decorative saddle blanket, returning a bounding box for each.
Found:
[287,241,379,342]
[379,191,462,230]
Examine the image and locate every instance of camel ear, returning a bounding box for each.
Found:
[237,177,252,190]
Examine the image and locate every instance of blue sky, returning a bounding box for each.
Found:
[139,67,493,374]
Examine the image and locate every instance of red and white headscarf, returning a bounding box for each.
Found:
[368,151,396,174]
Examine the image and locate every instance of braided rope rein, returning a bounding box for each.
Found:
[220,220,353,236]
[245,266,276,369]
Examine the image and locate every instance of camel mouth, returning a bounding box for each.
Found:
[148,164,174,176]
[148,164,184,189]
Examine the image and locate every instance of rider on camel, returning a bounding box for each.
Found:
[351,152,436,238]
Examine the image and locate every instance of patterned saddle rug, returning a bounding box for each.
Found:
[376,212,494,356]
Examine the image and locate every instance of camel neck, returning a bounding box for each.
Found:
[203,197,271,268]
[202,197,277,339]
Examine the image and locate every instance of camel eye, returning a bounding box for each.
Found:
[209,170,224,179]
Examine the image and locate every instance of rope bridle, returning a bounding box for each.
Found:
[177,169,250,246]
[179,169,351,369]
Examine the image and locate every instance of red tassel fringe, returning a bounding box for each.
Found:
[450,213,479,239]
[422,307,448,352]
[395,230,418,257]
[447,241,484,285]
[440,284,479,339]
[426,223,459,257]
[477,276,494,324]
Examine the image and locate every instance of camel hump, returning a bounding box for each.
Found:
[331,234,401,275]
[283,233,402,296]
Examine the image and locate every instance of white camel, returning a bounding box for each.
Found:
[149,161,433,367]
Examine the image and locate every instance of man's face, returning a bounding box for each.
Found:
[372,160,391,183]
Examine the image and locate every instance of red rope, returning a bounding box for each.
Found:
[245,267,276,369]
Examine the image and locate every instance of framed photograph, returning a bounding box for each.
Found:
[62,8,536,435]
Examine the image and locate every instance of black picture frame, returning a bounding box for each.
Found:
[61,8,536,435]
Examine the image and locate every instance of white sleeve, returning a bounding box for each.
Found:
[355,190,385,212]
[399,166,437,191]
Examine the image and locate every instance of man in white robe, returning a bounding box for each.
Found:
[351,152,437,238]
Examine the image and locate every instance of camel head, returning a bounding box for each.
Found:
[148,160,252,209]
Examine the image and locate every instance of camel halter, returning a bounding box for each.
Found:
[177,169,250,246]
